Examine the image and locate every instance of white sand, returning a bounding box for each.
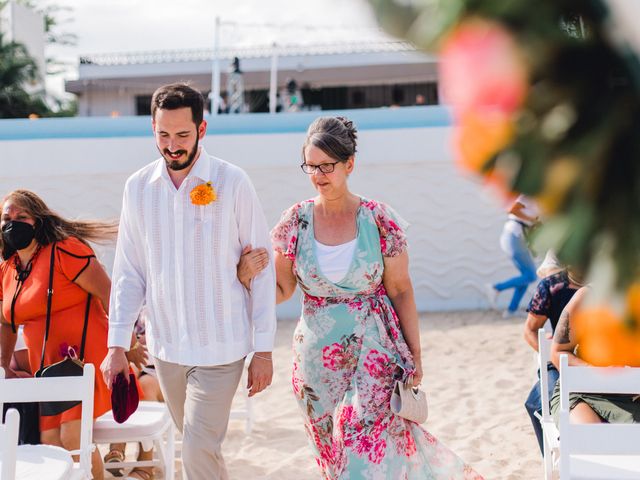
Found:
[106,311,540,479]
[190,310,541,479]
[103,311,538,479]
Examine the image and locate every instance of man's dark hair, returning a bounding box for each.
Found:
[151,83,205,127]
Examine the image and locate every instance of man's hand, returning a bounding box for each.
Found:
[100,347,130,389]
[247,351,273,397]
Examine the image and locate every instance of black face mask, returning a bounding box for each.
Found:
[2,221,35,251]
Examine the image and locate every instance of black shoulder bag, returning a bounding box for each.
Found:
[33,242,92,416]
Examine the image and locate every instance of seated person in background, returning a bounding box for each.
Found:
[550,287,640,424]
[0,189,122,480]
[105,309,160,480]
[2,326,39,445]
[535,250,562,279]
[523,265,583,454]
[131,310,163,402]
[9,326,31,377]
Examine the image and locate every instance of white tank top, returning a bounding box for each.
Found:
[14,326,27,351]
[315,238,357,283]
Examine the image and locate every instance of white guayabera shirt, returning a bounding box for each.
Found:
[108,148,277,366]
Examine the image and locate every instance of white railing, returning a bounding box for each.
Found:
[78,40,419,66]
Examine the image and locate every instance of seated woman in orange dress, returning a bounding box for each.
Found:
[0,189,140,480]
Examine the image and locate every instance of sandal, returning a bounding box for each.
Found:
[104,447,125,477]
[124,468,154,480]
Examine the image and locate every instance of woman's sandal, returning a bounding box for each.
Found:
[103,448,126,477]
[124,468,154,480]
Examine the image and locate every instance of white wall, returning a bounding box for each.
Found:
[77,88,138,117]
[0,115,527,318]
[1,2,46,90]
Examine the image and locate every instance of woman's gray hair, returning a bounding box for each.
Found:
[302,116,358,162]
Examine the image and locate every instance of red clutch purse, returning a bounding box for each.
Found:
[111,373,139,423]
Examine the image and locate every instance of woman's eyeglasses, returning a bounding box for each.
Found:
[300,162,339,174]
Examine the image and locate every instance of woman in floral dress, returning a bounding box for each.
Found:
[243,116,482,479]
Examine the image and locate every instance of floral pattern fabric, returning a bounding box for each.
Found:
[272,197,483,480]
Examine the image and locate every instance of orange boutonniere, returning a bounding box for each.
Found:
[190,181,216,205]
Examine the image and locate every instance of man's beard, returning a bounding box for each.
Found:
[161,135,199,171]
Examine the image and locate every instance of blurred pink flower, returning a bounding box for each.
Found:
[441,19,528,116]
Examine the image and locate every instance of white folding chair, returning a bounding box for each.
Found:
[93,401,175,479]
[0,408,20,480]
[558,354,640,479]
[0,365,95,480]
[536,328,560,479]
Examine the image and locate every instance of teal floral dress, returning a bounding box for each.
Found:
[271,197,483,480]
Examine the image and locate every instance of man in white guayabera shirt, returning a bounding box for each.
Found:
[100,83,276,480]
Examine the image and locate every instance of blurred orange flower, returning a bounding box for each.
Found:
[190,181,216,206]
[484,169,516,201]
[627,283,640,325]
[575,306,640,367]
[441,18,526,177]
[535,157,582,215]
[455,110,514,173]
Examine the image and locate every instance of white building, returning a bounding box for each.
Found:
[0,1,46,92]
[65,41,440,117]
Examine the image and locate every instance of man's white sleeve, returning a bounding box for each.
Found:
[235,172,277,352]
[108,180,146,350]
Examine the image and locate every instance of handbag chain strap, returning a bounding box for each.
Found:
[38,242,92,372]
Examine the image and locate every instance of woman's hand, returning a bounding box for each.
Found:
[411,360,423,387]
[237,245,269,290]
[125,340,148,371]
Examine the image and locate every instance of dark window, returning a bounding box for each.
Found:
[391,87,405,105]
[239,81,439,113]
[301,87,322,110]
[135,95,152,116]
[420,83,439,105]
[246,90,269,113]
[320,87,348,110]
[351,90,365,107]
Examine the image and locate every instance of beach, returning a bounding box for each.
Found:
[206,310,540,479]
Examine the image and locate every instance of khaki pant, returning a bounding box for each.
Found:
[154,356,245,480]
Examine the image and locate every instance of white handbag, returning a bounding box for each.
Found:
[390,378,428,424]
